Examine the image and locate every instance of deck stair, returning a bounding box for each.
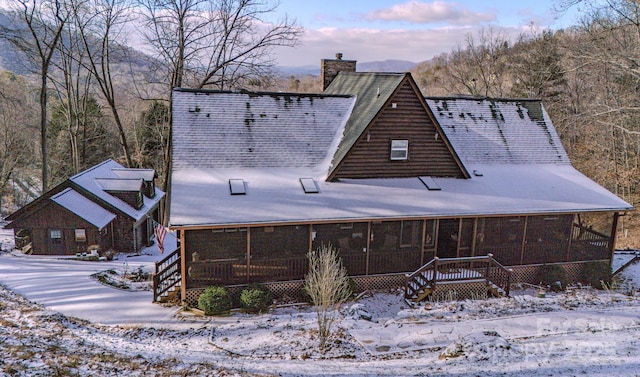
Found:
[153,248,182,303]
[405,254,511,305]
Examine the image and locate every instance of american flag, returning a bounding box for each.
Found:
[154,224,167,253]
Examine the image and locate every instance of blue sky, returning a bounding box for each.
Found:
[272,0,581,66]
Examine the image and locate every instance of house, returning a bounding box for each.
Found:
[159,56,633,305]
[4,159,164,256]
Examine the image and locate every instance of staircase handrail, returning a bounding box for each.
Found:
[405,254,512,301]
[153,248,181,302]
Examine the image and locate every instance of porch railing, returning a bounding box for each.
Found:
[153,248,181,302]
[404,254,511,302]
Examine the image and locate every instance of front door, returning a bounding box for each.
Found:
[48,228,64,255]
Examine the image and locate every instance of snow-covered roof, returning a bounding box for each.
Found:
[95,178,143,192]
[169,87,632,228]
[51,188,116,230]
[111,168,155,181]
[169,164,632,227]
[171,89,356,177]
[70,160,164,221]
[426,97,570,165]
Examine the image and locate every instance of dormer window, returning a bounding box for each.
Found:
[390,139,409,160]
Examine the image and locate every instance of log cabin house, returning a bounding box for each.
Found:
[157,56,633,305]
[4,159,164,256]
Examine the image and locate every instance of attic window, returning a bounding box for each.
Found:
[229,179,246,195]
[390,140,409,160]
[419,176,441,191]
[300,178,319,194]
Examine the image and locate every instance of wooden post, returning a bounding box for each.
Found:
[365,222,371,275]
[420,219,427,265]
[609,212,621,266]
[180,228,187,306]
[246,227,251,284]
[520,217,528,265]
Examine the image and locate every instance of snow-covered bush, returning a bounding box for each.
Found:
[198,286,231,315]
[240,285,272,313]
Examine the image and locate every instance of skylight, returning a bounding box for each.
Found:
[300,178,319,194]
[419,176,441,191]
[229,179,246,195]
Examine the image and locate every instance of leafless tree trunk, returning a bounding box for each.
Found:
[304,244,352,349]
[137,0,301,224]
[1,0,69,192]
[72,0,134,167]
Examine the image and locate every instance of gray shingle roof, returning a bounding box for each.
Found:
[171,89,356,175]
[111,168,155,181]
[426,97,570,165]
[323,72,407,175]
[70,160,164,221]
[51,188,116,229]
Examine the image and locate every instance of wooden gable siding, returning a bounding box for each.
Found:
[331,79,466,180]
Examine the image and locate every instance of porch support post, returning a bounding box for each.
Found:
[566,215,575,262]
[180,228,187,305]
[365,222,371,275]
[246,227,251,284]
[609,212,621,265]
[520,216,528,265]
[471,218,478,257]
[420,219,427,265]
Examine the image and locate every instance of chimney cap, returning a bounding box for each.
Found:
[336,52,343,60]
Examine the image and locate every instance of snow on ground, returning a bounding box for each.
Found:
[3,225,640,376]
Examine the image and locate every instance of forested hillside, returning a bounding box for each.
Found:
[0,0,638,246]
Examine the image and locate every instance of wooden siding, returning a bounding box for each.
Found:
[8,201,109,255]
[332,80,465,179]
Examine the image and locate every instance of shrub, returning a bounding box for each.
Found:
[537,264,569,292]
[580,261,611,289]
[239,285,272,313]
[197,286,231,315]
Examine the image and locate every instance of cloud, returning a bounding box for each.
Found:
[364,0,495,26]
[274,24,525,67]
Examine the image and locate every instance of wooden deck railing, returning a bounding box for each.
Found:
[153,248,181,302]
[404,254,512,302]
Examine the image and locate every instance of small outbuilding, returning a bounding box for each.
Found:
[4,159,164,256]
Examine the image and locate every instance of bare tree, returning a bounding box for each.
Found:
[137,0,301,223]
[1,0,70,192]
[444,27,510,97]
[72,0,134,167]
[304,244,352,349]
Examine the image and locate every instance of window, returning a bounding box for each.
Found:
[75,229,87,242]
[50,229,62,244]
[390,140,408,160]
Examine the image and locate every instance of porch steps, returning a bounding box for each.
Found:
[404,255,511,306]
[157,279,181,304]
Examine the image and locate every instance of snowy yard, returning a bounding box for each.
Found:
[2,226,640,376]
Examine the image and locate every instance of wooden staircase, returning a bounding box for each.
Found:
[405,254,511,304]
[153,248,182,303]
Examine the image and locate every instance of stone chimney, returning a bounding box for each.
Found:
[321,53,357,90]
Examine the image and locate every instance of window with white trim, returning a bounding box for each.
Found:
[50,229,62,244]
[390,139,409,160]
[75,229,87,242]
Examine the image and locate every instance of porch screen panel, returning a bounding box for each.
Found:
[475,217,524,266]
[312,222,368,276]
[370,221,421,274]
[523,215,573,264]
[184,228,247,287]
[250,225,309,283]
